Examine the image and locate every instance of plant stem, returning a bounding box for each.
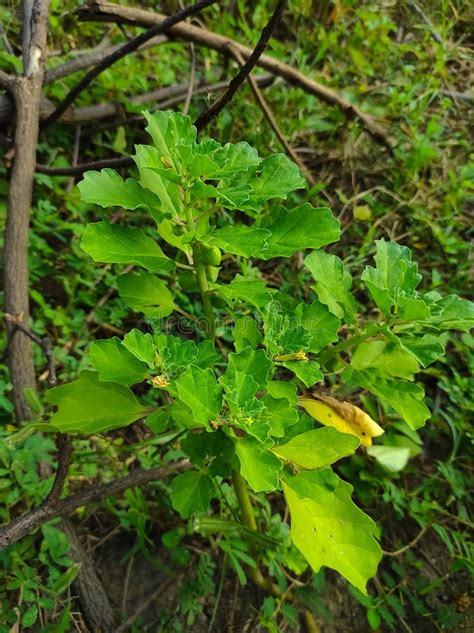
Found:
[231,471,319,632]
[184,194,215,340]
[319,330,376,366]
[232,470,257,531]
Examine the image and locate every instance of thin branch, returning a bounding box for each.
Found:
[34,75,275,176]
[45,434,72,506]
[43,0,218,128]
[44,35,167,85]
[182,43,196,115]
[77,1,392,148]
[2,75,274,125]
[5,317,57,385]
[194,0,287,130]
[36,156,133,176]
[0,460,190,551]
[116,575,176,633]
[407,0,444,46]
[382,525,430,557]
[229,44,314,185]
[439,89,473,103]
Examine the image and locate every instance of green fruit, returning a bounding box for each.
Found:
[178,270,198,292]
[201,244,222,266]
[206,266,220,283]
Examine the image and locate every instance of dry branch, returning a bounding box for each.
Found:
[43,0,218,128]
[3,0,50,420]
[194,0,287,129]
[229,45,314,185]
[0,460,190,551]
[77,0,392,148]
[44,34,167,84]
[1,75,273,125]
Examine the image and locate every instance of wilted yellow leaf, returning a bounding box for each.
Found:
[298,394,384,446]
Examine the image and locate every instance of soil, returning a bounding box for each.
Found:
[67,518,473,633]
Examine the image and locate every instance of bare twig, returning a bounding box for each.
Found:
[5,317,57,385]
[33,76,274,176]
[77,1,392,147]
[407,0,444,46]
[1,74,273,125]
[45,434,72,506]
[36,156,133,176]
[0,23,16,58]
[0,460,190,550]
[44,35,167,84]
[43,0,218,128]
[229,44,314,185]
[121,555,135,618]
[116,575,176,633]
[66,124,82,192]
[382,525,430,557]
[439,89,473,103]
[194,0,287,129]
[183,43,196,115]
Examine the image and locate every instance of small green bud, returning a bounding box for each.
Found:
[201,245,222,266]
[206,265,220,283]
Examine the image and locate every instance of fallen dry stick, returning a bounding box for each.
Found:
[77,0,392,148]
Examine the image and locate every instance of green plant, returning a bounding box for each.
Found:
[16,110,474,598]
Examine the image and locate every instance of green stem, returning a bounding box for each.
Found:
[232,470,257,531]
[231,471,319,632]
[319,330,375,366]
[184,194,216,340]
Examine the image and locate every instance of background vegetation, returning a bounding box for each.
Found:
[0,1,472,631]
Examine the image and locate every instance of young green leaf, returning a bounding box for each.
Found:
[423,293,474,332]
[123,329,156,368]
[235,437,282,492]
[298,301,341,352]
[220,347,272,392]
[155,334,198,377]
[280,360,323,387]
[361,239,421,316]
[169,470,215,518]
[255,204,340,259]
[81,221,174,272]
[305,250,358,321]
[351,340,420,379]
[133,144,184,217]
[206,225,271,258]
[45,371,146,433]
[219,277,276,309]
[282,469,381,593]
[189,141,260,179]
[223,371,264,417]
[240,154,305,210]
[175,366,222,426]
[273,427,360,469]
[78,169,162,214]
[117,271,176,318]
[143,109,196,171]
[261,394,299,437]
[396,334,445,368]
[344,368,430,429]
[89,337,148,385]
